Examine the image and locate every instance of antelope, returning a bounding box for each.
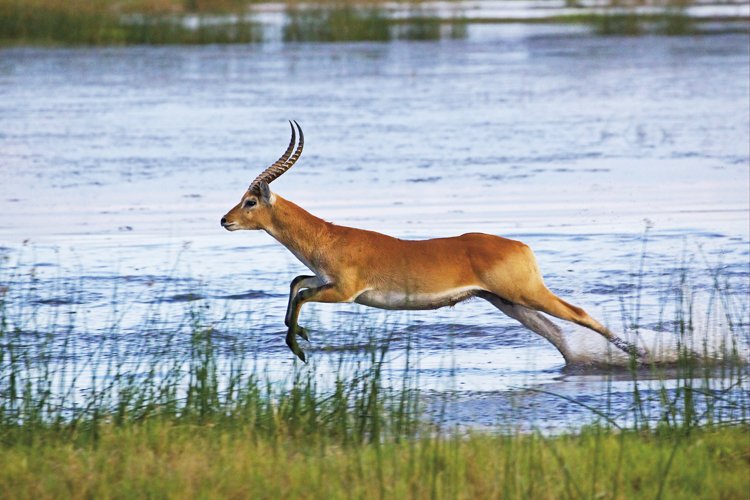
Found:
[221,121,646,364]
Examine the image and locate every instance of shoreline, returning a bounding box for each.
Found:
[1,0,748,45]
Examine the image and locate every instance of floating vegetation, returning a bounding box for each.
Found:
[393,14,468,41]
[0,0,741,45]
[0,0,261,45]
[585,10,696,36]
[590,11,645,36]
[283,3,469,43]
[283,4,392,42]
[656,7,696,35]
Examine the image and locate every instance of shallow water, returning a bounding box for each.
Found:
[1,28,749,429]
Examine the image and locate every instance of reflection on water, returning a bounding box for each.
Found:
[0,29,748,428]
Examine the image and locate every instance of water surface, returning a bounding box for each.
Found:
[1,29,748,429]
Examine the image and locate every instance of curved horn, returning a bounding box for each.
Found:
[249,121,304,191]
[285,120,304,169]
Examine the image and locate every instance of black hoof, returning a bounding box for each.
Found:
[296,326,309,341]
[613,337,647,360]
[286,328,308,363]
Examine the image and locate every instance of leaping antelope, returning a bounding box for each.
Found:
[221,121,646,363]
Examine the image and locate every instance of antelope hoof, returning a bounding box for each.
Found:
[294,347,307,363]
[296,326,309,341]
[287,323,309,341]
[613,338,647,360]
[626,343,648,362]
[286,329,308,363]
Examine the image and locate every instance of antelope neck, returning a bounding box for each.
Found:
[263,195,332,270]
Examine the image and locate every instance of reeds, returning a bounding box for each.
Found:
[586,10,695,36]
[0,300,422,447]
[3,0,720,46]
[0,0,261,45]
[0,246,747,495]
[282,2,468,42]
[0,0,468,45]
[283,4,392,42]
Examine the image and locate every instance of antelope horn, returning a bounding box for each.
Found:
[249,121,304,191]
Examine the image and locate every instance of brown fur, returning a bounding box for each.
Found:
[222,190,644,362]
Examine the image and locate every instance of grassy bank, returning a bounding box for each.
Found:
[0,0,261,45]
[1,423,748,498]
[0,0,462,44]
[1,246,748,497]
[1,0,746,45]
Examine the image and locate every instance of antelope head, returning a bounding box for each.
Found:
[221,121,303,231]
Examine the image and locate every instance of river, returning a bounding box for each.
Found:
[1,29,748,429]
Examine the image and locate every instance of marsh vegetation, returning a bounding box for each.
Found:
[0,20,747,496]
[1,248,748,496]
[0,0,745,45]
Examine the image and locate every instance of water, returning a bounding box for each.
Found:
[1,28,749,429]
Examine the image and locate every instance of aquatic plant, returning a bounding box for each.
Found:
[0,0,261,45]
[0,300,421,446]
[283,3,392,42]
[0,0,727,46]
[1,244,747,433]
[577,0,696,36]
[656,6,695,35]
[0,242,747,496]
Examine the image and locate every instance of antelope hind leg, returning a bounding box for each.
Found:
[479,292,572,363]
[521,288,648,360]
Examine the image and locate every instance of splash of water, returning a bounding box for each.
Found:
[561,295,748,367]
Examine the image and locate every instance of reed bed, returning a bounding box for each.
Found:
[0,244,748,497]
[0,0,261,45]
[1,0,738,45]
[1,424,748,498]
[549,9,696,36]
[282,3,467,42]
[0,0,463,44]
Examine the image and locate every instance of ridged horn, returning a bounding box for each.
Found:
[249,121,304,191]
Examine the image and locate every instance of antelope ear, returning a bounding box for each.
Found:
[257,181,272,205]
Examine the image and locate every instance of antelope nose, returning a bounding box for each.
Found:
[220,217,227,226]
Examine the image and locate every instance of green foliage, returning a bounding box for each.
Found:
[0,423,747,498]
[566,7,696,37]
[0,0,713,45]
[656,8,695,36]
[282,4,468,43]
[593,12,644,36]
[0,246,747,496]
[283,4,391,42]
[0,284,423,449]
[0,0,261,45]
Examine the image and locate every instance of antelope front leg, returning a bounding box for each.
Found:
[284,275,322,341]
[286,283,349,362]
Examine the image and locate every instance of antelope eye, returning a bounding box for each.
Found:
[244,199,257,209]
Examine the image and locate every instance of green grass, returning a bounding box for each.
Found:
[587,10,695,36]
[282,3,468,42]
[3,0,734,45]
[0,423,747,498]
[283,4,392,42]
[1,245,748,497]
[0,0,262,45]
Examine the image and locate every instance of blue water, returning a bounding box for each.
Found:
[1,30,748,429]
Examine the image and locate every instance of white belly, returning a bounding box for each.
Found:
[354,287,479,310]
